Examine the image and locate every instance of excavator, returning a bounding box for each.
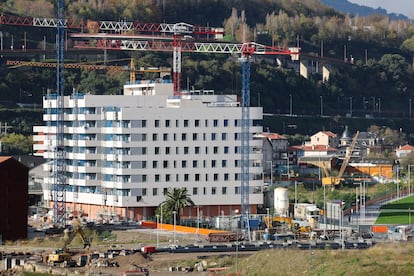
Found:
[321,131,359,186]
[45,219,91,266]
[263,216,311,237]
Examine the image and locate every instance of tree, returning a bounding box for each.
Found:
[0,133,33,155]
[159,187,194,224]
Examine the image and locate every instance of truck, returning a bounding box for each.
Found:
[294,203,320,227]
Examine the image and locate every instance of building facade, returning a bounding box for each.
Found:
[0,156,28,241]
[33,81,264,221]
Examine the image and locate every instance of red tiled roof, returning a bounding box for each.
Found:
[397,144,414,151]
[321,131,337,137]
[0,156,12,163]
[296,145,338,152]
[258,133,287,140]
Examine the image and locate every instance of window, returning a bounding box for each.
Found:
[222,160,227,167]
[193,160,198,168]
[195,120,200,127]
[211,160,216,168]
[163,133,168,141]
[235,186,240,194]
[213,119,218,127]
[193,133,198,141]
[224,146,229,154]
[214,173,219,181]
[155,147,160,154]
[205,174,208,181]
[176,120,179,127]
[182,133,187,141]
[224,119,228,127]
[195,146,200,154]
[235,173,240,180]
[142,120,147,127]
[195,174,200,181]
[163,188,168,195]
[212,187,216,195]
[153,188,158,196]
[184,120,189,127]
[234,119,239,127]
[165,174,170,182]
[165,147,170,154]
[176,147,179,154]
[224,173,229,181]
[205,120,208,127]
[184,147,189,154]
[163,160,168,168]
[155,174,160,182]
[205,147,208,154]
[152,133,158,141]
[182,160,187,168]
[142,188,147,196]
[165,120,170,127]
[155,120,160,127]
[234,133,239,140]
[213,146,219,154]
[211,133,216,140]
[152,161,158,168]
[234,146,239,154]
[203,133,206,141]
[193,187,198,195]
[222,187,227,195]
[222,133,227,140]
[184,174,189,182]
[176,174,179,181]
[203,187,207,195]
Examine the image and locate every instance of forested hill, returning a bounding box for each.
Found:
[0,0,414,135]
[320,0,408,20]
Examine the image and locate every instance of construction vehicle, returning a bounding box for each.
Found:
[293,203,320,227]
[322,131,360,186]
[263,216,311,236]
[44,219,91,266]
[207,232,245,242]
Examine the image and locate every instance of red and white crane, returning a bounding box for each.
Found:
[2,13,300,231]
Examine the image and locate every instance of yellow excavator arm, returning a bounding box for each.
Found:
[62,221,91,252]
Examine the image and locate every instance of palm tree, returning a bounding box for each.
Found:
[160,187,194,224]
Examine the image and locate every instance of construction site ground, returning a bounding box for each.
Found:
[1,220,243,275]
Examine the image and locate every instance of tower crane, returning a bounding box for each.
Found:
[54,0,66,226]
[71,30,299,231]
[1,13,300,231]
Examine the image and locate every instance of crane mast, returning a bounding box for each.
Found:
[240,56,251,229]
[53,0,66,226]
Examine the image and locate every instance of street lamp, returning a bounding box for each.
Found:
[295,181,298,205]
[173,210,177,245]
[156,214,160,248]
[267,160,273,186]
[160,203,163,227]
[196,206,200,238]
[408,165,414,196]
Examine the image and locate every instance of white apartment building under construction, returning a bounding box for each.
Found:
[33,80,264,221]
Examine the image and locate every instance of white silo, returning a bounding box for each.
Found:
[274,187,289,216]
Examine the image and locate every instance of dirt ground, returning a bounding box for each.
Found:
[81,229,230,275]
[2,224,237,275]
